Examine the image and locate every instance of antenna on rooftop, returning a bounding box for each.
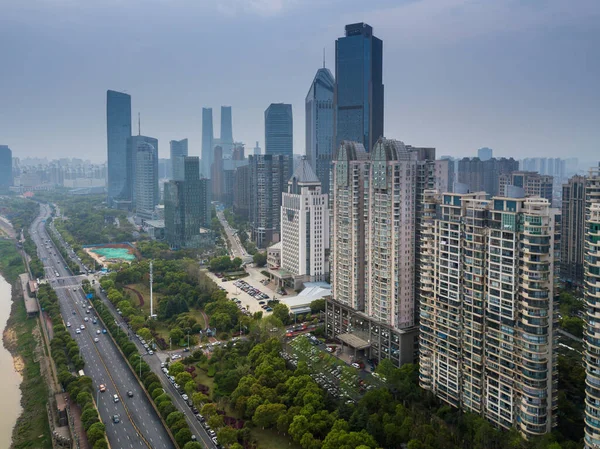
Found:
[138,113,141,136]
[323,48,326,68]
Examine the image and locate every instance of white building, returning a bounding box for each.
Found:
[135,142,159,220]
[279,158,329,290]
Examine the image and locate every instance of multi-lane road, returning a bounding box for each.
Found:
[31,204,175,449]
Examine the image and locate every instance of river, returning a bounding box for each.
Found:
[0,274,23,449]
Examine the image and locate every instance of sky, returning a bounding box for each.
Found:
[1,0,599,164]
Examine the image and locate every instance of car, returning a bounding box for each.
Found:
[265,307,273,312]
[326,347,334,353]
[99,384,106,392]
[66,322,71,327]
[182,394,189,401]
[72,311,76,315]
[183,347,190,352]
[208,429,216,437]
[113,394,119,403]
[94,338,99,343]
[102,329,107,334]
[92,319,97,324]
[259,301,265,305]
[112,415,120,423]
[351,362,361,369]
[148,350,154,355]
[84,317,89,322]
[76,329,81,334]
[261,305,268,310]
[73,287,77,291]
[196,414,204,422]
[127,391,133,398]
[160,362,165,368]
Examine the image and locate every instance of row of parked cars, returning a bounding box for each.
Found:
[233,279,269,300]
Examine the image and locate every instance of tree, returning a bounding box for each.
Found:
[253,252,267,267]
[87,422,106,446]
[169,361,185,376]
[210,312,233,331]
[183,443,204,449]
[208,414,225,430]
[309,299,325,313]
[217,426,238,447]
[176,371,193,386]
[272,303,291,325]
[201,403,217,418]
[81,408,99,430]
[230,444,244,449]
[175,428,192,447]
[185,380,197,396]
[193,392,210,408]
[166,411,185,427]
[137,327,153,341]
[253,403,287,429]
[93,439,108,449]
[169,327,185,345]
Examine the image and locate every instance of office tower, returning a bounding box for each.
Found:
[477,147,493,161]
[499,171,553,203]
[280,158,329,289]
[201,108,214,178]
[253,141,261,156]
[165,157,211,249]
[0,145,13,189]
[232,144,245,161]
[561,175,587,287]
[457,157,519,196]
[419,191,559,438]
[583,166,600,449]
[220,106,234,155]
[306,67,335,193]
[334,23,383,153]
[127,135,158,206]
[170,139,189,181]
[264,103,293,157]
[249,154,293,248]
[223,159,248,208]
[134,142,159,219]
[233,164,251,219]
[106,90,132,207]
[158,158,169,179]
[211,146,224,203]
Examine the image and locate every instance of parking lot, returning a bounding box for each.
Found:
[283,334,385,403]
[206,270,274,316]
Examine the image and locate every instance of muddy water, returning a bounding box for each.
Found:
[0,274,23,449]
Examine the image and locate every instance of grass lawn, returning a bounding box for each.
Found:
[251,428,302,449]
[187,308,206,328]
[126,283,163,314]
[194,366,215,394]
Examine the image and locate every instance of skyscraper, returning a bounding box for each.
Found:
[106,90,132,207]
[0,145,13,189]
[264,103,293,157]
[127,135,158,206]
[249,154,293,248]
[280,158,329,289]
[561,175,587,287]
[583,166,600,449]
[170,138,188,181]
[334,23,383,152]
[419,191,559,438]
[211,146,224,203]
[477,147,493,161]
[201,108,214,178]
[306,67,335,194]
[233,164,251,219]
[135,142,159,219]
[457,157,519,196]
[220,106,234,155]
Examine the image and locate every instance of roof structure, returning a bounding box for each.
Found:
[289,157,320,184]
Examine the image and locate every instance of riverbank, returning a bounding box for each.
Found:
[3,280,52,449]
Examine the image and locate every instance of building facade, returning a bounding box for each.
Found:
[249,154,292,248]
[334,23,383,153]
[220,106,234,156]
[306,67,335,194]
[134,142,159,219]
[127,135,158,208]
[561,175,587,287]
[211,145,224,203]
[201,107,214,178]
[583,166,600,449]
[478,147,493,161]
[457,157,519,196]
[419,191,559,439]
[170,138,189,181]
[265,103,293,157]
[106,90,132,207]
[0,145,12,189]
[499,171,554,203]
[280,158,329,289]
[233,164,251,219]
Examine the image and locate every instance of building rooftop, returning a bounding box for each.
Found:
[289,157,320,184]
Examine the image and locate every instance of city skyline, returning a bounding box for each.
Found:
[1,1,598,162]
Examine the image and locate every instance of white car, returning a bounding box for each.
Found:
[80,324,85,330]
[182,394,189,401]
[76,329,81,334]
[84,317,89,322]
[66,322,71,327]
[94,338,99,343]
[113,394,119,403]
[148,350,154,355]
[96,330,101,335]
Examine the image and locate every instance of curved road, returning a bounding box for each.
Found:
[31,204,175,449]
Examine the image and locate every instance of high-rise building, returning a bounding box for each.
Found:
[280,158,329,289]
[334,23,383,153]
[106,90,132,207]
[0,145,13,189]
[232,144,245,161]
[561,175,587,287]
[253,141,261,156]
[135,142,159,219]
[201,108,214,178]
[127,135,158,207]
[233,164,251,219]
[419,191,559,439]
[477,147,493,161]
[170,139,188,181]
[457,157,519,196]
[211,146,224,203]
[583,166,600,449]
[165,157,212,249]
[249,154,293,248]
[264,103,293,157]
[220,106,234,155]
[499,171,553,203]
[306,67,335,194]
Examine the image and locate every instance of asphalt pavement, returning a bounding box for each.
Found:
[31,204,175,449]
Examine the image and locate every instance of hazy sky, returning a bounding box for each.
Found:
[1,0,599,163]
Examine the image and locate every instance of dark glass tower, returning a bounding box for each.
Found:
[264,103,293,157]
[106,90,132,207]
[334,23,383,152]
[201,107,214,179]
[0,145,12,189]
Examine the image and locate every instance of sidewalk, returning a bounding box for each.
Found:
[68,399,89,449]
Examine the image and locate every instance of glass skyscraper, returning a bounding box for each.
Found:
[264,103,293,157]
[220,106,234,155]
[170,138,189,181]
[107,90,132,207]
[127,135,158,207]
[201,108,214,179]
[0,145,12,189]
[334,22,383,153]
[134,141,159,219]
[305,67,334,193]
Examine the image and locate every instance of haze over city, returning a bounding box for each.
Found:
[1,0,599,162]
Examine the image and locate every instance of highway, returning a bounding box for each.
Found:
[216,210,252,263]
[31,204,175,449]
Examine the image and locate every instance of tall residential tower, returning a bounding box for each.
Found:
[106,90,132,207]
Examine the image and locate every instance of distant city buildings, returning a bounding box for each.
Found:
[201,107,214,178]
[211,145,224,203]
[419,191,559,439]
[0,145,13,189]
[498,171,553,203]
[334,23,383,152]
[277,158,329,290]
[457,157,519,196]
[220,106,234,156]
[233,164,251,219]
[265,103,293,157]
[249,154,293,248]
[106,90,132,207]
[170,138,188,181]
[306,67,335,193]
[477,147,493,161]
[561,175,587,287]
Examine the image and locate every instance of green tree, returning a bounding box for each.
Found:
[87,422,106,446]
[217,426,238,447]
[193,392,210,408]
[253,403,286,429]
[137,327,153,341]
[166,411,185,427]
[169,327,185,345]
[253,252,267,267]
[169,361,185,376]
[201,403,217,418]
[185,380,197,396]
[183,443,204,449]
[208,414,225,430]
[309,299,325,313]
[176,371,193,386]
[175,428,192,447]
[271,303,291,325]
